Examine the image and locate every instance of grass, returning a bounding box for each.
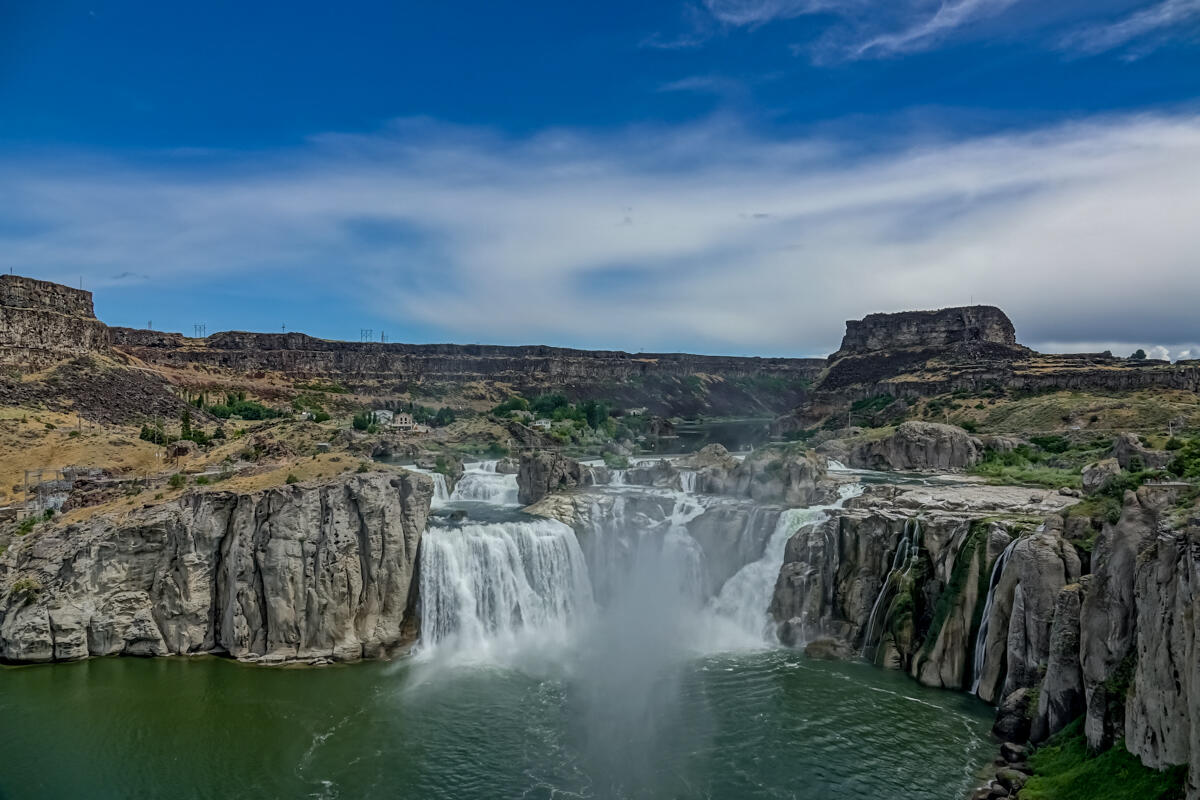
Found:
[1019,719,1186,800]
[971,461,1081,489]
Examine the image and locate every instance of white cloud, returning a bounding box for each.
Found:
[701,0,856,26]
[3,112,1200,355]
[1059,0,1200,55]
[848,0,1022,58]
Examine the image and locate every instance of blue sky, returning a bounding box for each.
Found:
[3,0,1200,357]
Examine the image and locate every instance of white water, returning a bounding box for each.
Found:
[707,483,864,646]
[449,469,519,506]
[417,518,594,661]
[860,517,923,659]
[429,473,450,508]
[970,535,1022,695]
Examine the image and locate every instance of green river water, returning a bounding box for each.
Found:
[0,649,993,799]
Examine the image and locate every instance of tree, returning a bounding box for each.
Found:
[180,408,192,440]
[433,406,456,427]
[1131,349,1147,360]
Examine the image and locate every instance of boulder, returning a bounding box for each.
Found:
[1112,433,1172,471]
[844,421,981,471]
[517,451,585,505]
[803,637,857,661]
[494,457,520,475]
[993,688,1033,743]
[1082,458,1122,494]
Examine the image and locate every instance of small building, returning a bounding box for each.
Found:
[391,412,416,431]
[625,407,648,416]
[373,409,395,426]
[532,418,552,431]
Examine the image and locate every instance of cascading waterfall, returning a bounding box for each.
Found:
[449,468,519,505]
[707,483,864,644]
[418,518,594,654]
[970,536,1022,695]
[860,517,923,659]
[429,473,451,508]
[678,469,697,493]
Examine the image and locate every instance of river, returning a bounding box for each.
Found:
[0,458,996,799]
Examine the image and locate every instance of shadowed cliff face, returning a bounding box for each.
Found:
[107,327,824,416]
[0,472,432,665]
[833,305,1019,359]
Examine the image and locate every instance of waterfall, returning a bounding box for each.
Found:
[678,469,697,494]
[449,470,519,505]
[430,473,450,509]
[970,536,1021,695]
[418,518,594,656]
[708,482,865,645]
[860,517,923,659]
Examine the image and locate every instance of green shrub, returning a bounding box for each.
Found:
[356,462,370,474]
[194,475,210,486]
[484,442,509,458]
[168,473,186,489]
[312,411,332,423]
[10,577,43,598]
[602,452,630,469]
[1019,719,1184,800]
[285,473,300,484]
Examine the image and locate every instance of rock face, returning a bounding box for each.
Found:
[697,446,834,506]
[518,452,586,505]
[0,274,109,369]
[833,305,1019,358]
[825,422,981,471]
[109,326,823,416]
[1031,579,1089,742]
[770,506,1024,691]
[1082,458,1122,494]
[1112,433,1173,471]
[0,472,431,664]
[974,521,1082,705]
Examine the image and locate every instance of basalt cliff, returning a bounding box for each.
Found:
[0,471,431,664]
[785,304,1200,430]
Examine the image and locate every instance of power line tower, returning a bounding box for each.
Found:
[193,323,206,338]
[360,328,373,343]
[380,331,387,343]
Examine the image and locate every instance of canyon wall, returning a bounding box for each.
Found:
[772,483,1200,797]
[0,471,432,664]
[833,305,1020,358]
[109,327,825,414]
[0,275,109,369]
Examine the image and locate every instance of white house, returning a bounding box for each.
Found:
[532,418,552,431]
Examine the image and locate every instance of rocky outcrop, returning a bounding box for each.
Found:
[1082,458,1122,494]
[1031,579,1089,742]
[1079,489,1161,750]
[974,520,1082,704]
[109,327,823,416]
[0,274,109,369]
[1112,433,1173,471]
[0,472,432,664]
[697,446,835,506]
[833,305,1019,359]
[518,452,586,506]
[822,421,981,471]
[770,505,1035,691]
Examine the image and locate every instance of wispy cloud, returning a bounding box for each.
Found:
[3,113,1200,354]
[846,0,1022,59]
[701,0,854,26]
[1058,0,1200,56]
